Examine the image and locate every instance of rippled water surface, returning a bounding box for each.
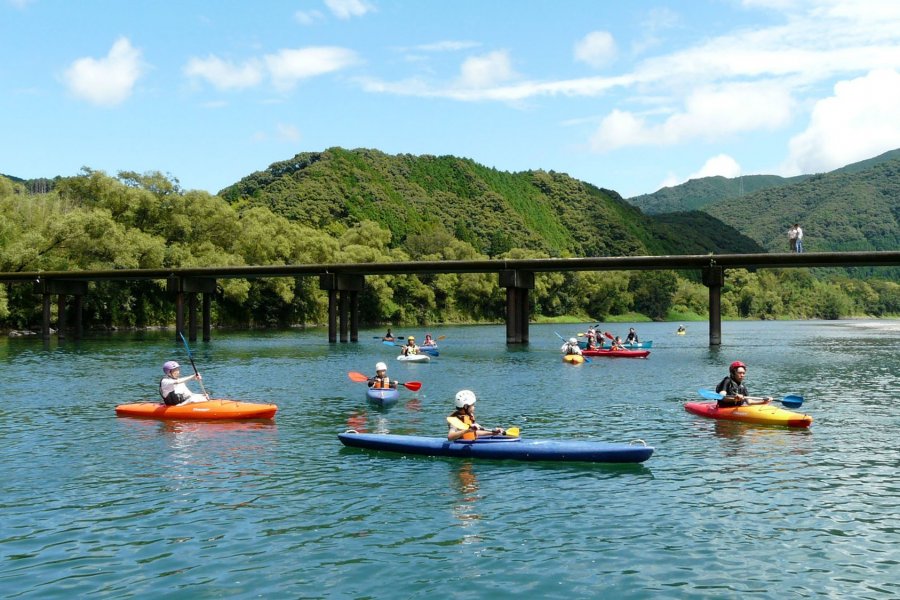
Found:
[1,321,899,598]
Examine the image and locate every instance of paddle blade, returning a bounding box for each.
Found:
[348,372,369,382]
[603,331,615,340]
[402,381,422,391]
[698,388,725,401]
[437,335,446,341]
[781,394,803,408]
[505,427,520,437]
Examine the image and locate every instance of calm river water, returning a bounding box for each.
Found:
[1,320,898,598]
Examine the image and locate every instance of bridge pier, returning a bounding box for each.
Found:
[702,265,724,347]
[34,279,88,341]
[168,277,217,342]
[500,270,534,344]
[320,274,364,343]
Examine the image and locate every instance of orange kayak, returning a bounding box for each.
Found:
[684,401,811,428]
[115,399,278,420]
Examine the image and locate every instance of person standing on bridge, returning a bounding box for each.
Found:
[795,223,804,253]
[788,223,802,252]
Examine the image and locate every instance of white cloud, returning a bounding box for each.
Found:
[63,37,143,107]
[294,10,325,25]
[691,154,743,179]
[784,68,900,173]
[574,31,617,69]
[264,47,359,90]
[324,0,374,19]
[413,40,481,53]
[591,82,794,150]
[184,55,264,90]
[276,122,301,142]
[457,50,516,89]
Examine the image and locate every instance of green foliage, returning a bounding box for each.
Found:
[2,151,899,331]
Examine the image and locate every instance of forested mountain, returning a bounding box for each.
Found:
[705,158,900,254]
[219,147,764,258]
[628,174,809,215]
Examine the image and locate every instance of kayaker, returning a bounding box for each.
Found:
[368,362,397,389]
[625,328,639,344]
[715,361,772,407]
[159,361,207,405]
[677,324,686,334]
[610,335,625,351]
[401,336,420,356]
[422,333,437,347]
[447,390,503,441]
[561,337,583,355]
[383,328,394,341]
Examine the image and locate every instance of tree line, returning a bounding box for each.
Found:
[1,167,898,332]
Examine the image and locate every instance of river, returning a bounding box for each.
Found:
[1,320,898,598]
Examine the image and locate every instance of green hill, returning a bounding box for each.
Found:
[706,158,900,254]
[219,147,764,258]
[628,174,809,215]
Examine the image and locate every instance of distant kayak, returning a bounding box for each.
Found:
[115,399,278,420]
[366,387,400,405]
[420,346,439,357]
[676,330,686,335]
[562,354,585,364]
[582,348,650,358]
[338,431,654,463]
[397,354,430,363]
[684,401,812,428]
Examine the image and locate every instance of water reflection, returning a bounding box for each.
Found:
[450,462,482,544]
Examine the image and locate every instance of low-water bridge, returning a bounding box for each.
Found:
[3,251,899,347]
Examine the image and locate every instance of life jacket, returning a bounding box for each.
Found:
[448,414,477,440]
[372,376,391,389]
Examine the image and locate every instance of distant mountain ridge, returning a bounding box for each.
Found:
[627,148,900,257]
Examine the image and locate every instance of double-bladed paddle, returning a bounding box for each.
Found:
[446,416,519,437]
[698,388,804,409]
[348,371,422,391]
[178,331,210,399]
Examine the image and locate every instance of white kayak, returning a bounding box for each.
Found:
[397,354,431,363]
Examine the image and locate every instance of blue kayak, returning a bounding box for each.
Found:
[420,346,439,356]
[366,387,400,405]
[337,432,654,463]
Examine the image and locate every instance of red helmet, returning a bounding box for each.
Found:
[730,361,746,371]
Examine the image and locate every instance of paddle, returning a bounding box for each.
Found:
[178,331,210,399]
[347,371,422,391]
[447,416,519,437]
[697,388,804,409]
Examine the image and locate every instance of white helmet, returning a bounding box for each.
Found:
[569,337,577,344]
[375,362,387,371]
[455,389,476,408]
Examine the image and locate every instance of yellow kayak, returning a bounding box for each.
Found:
[562,354,585,365]
[684,401,812,428]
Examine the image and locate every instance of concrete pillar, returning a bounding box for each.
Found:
[702,265,725,347]
[500,270,534,344]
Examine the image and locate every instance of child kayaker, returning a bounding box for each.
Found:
[561,337,583,355]
[159,361,207,405]
[401,336,419,356]
[447,390,503,441]
[368,362,397,389]
[715,361,772,407]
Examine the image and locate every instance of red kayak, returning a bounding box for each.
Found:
[582,348,650,358]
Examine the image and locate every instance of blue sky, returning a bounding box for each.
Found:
[2,0,900,198]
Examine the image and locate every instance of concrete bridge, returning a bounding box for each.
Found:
[3,250,899,346]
